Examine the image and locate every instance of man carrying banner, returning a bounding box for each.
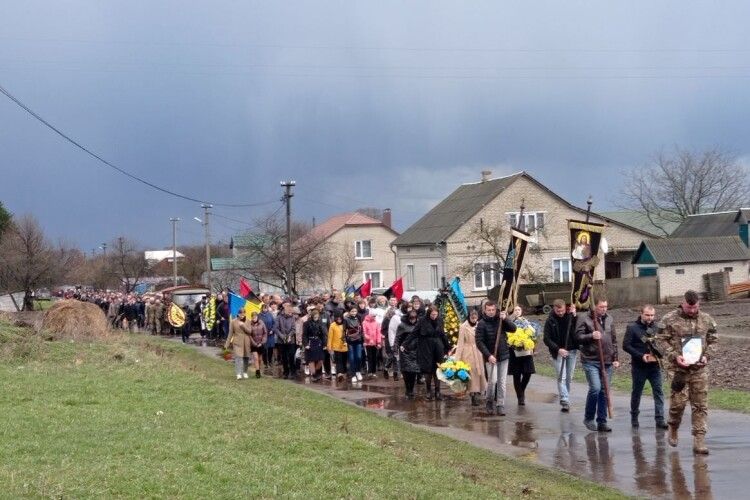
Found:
[575,297,619,432]
[475,300,517,415]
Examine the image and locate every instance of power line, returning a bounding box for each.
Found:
[0,82,274,208]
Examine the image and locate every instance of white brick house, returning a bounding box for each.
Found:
[391,171,658,302]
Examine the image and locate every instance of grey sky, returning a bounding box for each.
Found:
[2,1,749,251]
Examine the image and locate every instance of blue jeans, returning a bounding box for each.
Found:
[347,342,363,375]
[554,349,578,404]
[583,362,613,424]
[631,363,665,420]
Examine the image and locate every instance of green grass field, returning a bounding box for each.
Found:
[0,319,625,499]
[535,361,750,414]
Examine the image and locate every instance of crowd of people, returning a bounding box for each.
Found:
[74,286,718,455]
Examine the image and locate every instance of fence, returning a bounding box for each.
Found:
[516,277,658,311]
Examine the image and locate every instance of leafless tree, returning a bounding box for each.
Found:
[621,147,750,235]
[108,237,148,293]
[314,240,361,291]
[456,216,549,285]
[0,214,73,310]
[238,213,329,295]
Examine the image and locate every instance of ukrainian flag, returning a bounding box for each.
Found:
[228,292,262,318]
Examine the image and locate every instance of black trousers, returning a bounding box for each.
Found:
[280,343,297,377]
[366,346,379,374]
[403,372,417,395]
[424,371,440,394]
[334,351,348,375]
[323,350,332,374]
[513,373,532,399]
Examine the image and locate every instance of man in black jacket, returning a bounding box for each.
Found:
[623,305,668,429]
[475,300,517,416]
[543,299,578,412]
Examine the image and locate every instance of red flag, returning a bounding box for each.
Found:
[358,279,372,298]
[383,277,404,301]
[239,278,252,299]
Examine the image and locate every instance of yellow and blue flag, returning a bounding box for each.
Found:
[228,292,262,318]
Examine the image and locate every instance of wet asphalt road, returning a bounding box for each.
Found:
[183,338,748,499]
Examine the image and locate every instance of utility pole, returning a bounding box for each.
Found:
[280,180,296,295]
[201,204,213,292]
[101,242,107,255]
[170,217,180,287]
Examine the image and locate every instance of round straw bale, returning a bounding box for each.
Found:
[41,300,108,340]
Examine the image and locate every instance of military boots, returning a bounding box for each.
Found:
[668,424,679,447]
[693,435,709,455]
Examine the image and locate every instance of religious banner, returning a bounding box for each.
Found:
[569,220,605,310]
[498,227,531,313]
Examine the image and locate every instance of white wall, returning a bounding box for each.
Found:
[657,260,750,301]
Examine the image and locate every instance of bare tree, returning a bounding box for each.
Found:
[108,237,148,293]
[621,147,750,235]
[0,214,73,310]
[456,217,549,285]
[238,213,329,295]
[315,240,361,291]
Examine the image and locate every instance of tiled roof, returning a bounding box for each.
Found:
[306,212,391,241]
[634,236,750,265]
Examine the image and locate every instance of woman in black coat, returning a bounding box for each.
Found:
[417,306,450,401]
[395,310,421,399]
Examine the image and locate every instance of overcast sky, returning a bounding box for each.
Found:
[2,1,749,252]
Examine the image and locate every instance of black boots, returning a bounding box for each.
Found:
[470,393,481,406]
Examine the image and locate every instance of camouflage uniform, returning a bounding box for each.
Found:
[657,308,718,436]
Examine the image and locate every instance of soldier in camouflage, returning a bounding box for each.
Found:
[657,290,718,455]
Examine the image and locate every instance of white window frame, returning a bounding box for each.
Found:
[506,211,546,232]
[429,264,439,290]
[552,258,572,283]
[405,264,416,291]
[473,261,501,291]
[354,240,373,260]
[363,271,382,288]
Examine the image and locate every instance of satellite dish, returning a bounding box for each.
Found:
[601,237,609,254]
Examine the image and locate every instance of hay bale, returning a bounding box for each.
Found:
[41,300,108,340]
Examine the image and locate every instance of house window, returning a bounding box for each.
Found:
[406,264,416,290]
[355,240,372,259]
[429,264,439,290]
[675,269,685,275]
[507,211,545,231]
[474,262,500,290]
[363,271,382,288]
[724,267,734,273]
[553,259,571,283]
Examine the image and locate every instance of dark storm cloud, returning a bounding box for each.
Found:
[1,1,749,250]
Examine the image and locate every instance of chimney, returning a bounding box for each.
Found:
[481,170,492,183]
[382,208,392,228]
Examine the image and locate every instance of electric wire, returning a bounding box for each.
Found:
[0,82,275,208]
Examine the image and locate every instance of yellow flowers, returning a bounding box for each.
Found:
[442,300,460,346]
[507,326,536,351]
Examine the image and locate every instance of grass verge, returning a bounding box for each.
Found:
[535,361,750,414]
[0,319,625,499]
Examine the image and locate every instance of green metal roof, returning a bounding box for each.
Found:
[211,255,262,271]
[632,236,750,265]
[599,211,678,237]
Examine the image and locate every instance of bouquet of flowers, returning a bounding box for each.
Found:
[437,357,471,393]
[507,318,540,356]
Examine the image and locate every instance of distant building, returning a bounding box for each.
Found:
[632,236,750,301]
[599,210,680,237]
[391,171,656,301]
[669,209,749,245]
[144,250,185,265]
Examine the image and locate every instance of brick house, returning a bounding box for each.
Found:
[303,211,399,292]
[218,211,398,294]
[391,171,658,302]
